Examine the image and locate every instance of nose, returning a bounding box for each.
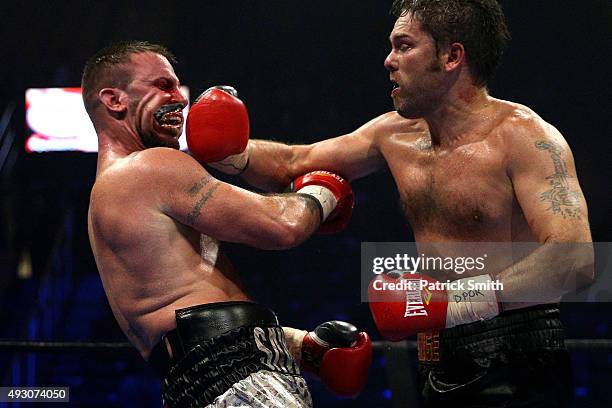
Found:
[384,49,398,72]
[172,87,188,106]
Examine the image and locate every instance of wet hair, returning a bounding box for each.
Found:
[81,40,176,116]
[391,0,510,87]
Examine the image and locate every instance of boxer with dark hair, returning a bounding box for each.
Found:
[83,41,370,408]
[202,1,594,406]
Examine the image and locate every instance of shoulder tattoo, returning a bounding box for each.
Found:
[535,140,582,219]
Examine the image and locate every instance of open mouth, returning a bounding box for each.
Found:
[154,103,185,128]
[390,80,400,96]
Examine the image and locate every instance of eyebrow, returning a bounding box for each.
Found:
[389,33,415,42]
[151,76,180,86]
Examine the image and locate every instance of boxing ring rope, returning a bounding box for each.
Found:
[1,338,610,407]
[1,339,611,353]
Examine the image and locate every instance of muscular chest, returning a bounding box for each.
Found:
[383,139,514,237]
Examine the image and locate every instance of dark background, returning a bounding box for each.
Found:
[0,1,610,407]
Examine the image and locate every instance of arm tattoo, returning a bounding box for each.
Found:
[535,140,581,218]
[187,180,221,224]
[188,175,212,197]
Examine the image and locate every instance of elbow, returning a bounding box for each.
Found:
[284,146,311,183]
[578,242,595,286]
[563,242,595,291]
[272,220,308,249]
[261,218,313,250]
[576,256,595,290]
[240,216,307,250]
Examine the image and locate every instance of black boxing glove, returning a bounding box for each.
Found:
[301,321,372,397]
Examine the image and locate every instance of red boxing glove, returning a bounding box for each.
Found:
[291,171,354,234]
[368,273,447,341]
[301,321,372,397]
[186,86,249,164]
[368,272,500,341]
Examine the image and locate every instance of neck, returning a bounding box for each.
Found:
[95,124,145,175]
[424,82,491,148]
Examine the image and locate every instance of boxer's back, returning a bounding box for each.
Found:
[88,149,248,358]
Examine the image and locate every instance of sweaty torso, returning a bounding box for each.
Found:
[88,152,249,359]
[376,101,536,280]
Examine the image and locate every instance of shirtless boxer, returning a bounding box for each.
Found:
[201,1,594,406]
[82,41,370,408]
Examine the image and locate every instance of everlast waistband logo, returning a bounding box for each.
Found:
[418,330,440,362]
[404,279,428,317]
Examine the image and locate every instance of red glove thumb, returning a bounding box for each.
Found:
[186,86,249,163]
[319,332,372,397]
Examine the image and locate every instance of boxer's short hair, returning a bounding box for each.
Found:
[81,41,176,116]
[391,0,510,87]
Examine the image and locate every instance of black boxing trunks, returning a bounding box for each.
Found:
[148,301,312,408]
[417,304,573,408]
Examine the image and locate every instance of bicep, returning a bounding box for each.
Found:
[297,129,385,181]
[510,135,591,242]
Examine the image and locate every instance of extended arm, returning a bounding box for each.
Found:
[188,86,390,191]
[241,122,387,191]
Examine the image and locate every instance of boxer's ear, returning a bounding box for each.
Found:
[442,42,465,73]
[99,88,127,114]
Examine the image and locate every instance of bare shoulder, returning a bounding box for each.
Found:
[125,146,196,171]
[91,148,204,206]
[491,99,576,176]
[361,111,427,144]
[101,147,198,180]
[495,100,568,149]
[365,111,426,134]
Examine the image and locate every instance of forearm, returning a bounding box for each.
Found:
[240,136,383,190]
[241,140,308,192]
[283,326,308,362]
[496,242,594,310]
[258,194,322,249]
